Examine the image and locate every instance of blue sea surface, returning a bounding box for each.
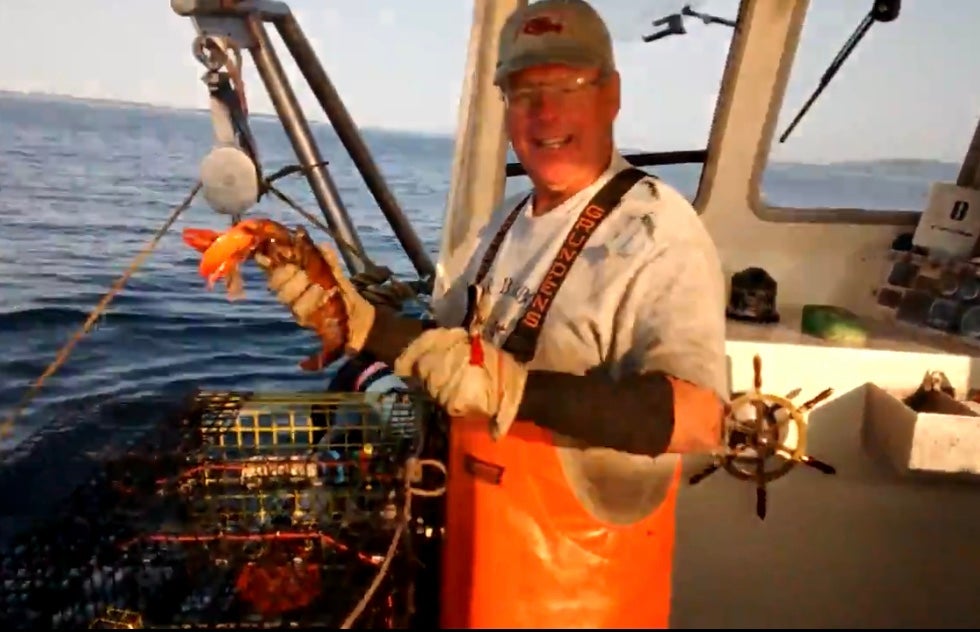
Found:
[0,94,958,452]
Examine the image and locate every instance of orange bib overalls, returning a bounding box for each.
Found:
[442,168,678,628]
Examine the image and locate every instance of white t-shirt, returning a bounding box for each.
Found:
[431,149,729,524]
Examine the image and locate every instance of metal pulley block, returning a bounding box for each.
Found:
[198,77,262,216]
[191,33,263,217]
[200,144,260,216]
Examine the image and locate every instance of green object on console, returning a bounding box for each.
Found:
[800,304,868,346]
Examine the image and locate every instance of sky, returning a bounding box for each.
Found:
[0,0,977,164]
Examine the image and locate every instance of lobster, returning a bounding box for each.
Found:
[182,218,350,371]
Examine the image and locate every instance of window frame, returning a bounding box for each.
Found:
[746,3,927,227]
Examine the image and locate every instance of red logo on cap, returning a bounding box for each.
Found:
[521,15,564,36]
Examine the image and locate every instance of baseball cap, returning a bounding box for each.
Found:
[494,0,616,86]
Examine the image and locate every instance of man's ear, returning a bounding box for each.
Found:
[603,70,622,120]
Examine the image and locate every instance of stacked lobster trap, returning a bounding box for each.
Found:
[0,389,440,629]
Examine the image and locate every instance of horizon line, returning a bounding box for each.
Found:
[0,88,962,169]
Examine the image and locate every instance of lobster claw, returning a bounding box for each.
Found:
[182,218,352,369]
[182,227,222,253]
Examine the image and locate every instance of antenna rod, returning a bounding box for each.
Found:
[778,13,874,144]
[681,5,737,29]
[778,0,901,144]
[642,14,685,43]
[957,113,980,189]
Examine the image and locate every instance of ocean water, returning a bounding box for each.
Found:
[0,94,957,454]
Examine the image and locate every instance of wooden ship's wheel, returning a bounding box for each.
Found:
[689,354,837,519]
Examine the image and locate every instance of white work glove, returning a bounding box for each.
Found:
[254,244,375,354]
[393,327,529,439]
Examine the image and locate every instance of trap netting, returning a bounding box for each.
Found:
[0,389,437,629]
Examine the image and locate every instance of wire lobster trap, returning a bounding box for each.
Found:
[0,389,438,630]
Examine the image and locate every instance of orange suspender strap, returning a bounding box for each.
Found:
[463,167,651,362]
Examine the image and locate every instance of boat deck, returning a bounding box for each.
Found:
[673,307,980,628]
[672,424,980,628]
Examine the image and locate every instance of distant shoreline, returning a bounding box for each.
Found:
[0,88,448,141]
[0,89,959,170]
[0,88,190,114]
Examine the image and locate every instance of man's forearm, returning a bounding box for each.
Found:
[518,371,676,458]
[360,313,720,457]
[360,307,435,366]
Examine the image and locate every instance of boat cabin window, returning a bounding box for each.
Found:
[505,0,739,204]
[759,0,980,221]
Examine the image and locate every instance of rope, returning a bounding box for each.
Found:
[261,169,438,627]
[406,458,448,497]
[0,182,202,440]
[340,457,446,628]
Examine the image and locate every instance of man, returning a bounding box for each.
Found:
[263,0,728,627]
